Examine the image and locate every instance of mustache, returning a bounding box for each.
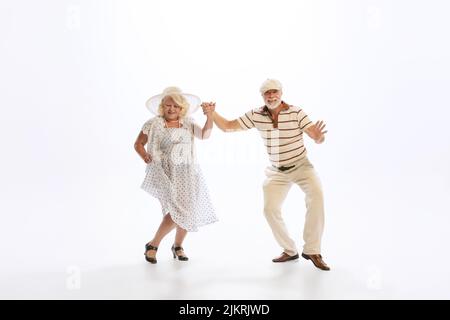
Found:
[266,99,281,108]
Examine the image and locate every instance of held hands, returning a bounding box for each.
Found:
[308,120,328,144]
[201,102,215,116]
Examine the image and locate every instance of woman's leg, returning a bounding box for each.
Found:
[146,213,176,259]
[173,227,188,258]
[174,227,188,247]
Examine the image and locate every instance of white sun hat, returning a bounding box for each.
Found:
[145,86,201,115]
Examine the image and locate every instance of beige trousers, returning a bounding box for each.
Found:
[263,157,324,256]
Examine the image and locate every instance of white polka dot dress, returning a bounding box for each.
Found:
[140,116,218,232]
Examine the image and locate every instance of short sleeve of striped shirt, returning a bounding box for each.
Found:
[237,110,256,130]
[297,109,314,131]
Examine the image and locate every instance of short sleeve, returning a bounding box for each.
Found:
[141,118,156,136]
[192,122,204,139]
[297,108,313,132]
[184,117,203,140]
[237,110,256,130]
[140,117,162,161]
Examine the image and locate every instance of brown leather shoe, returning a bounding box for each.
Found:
[272,252,299,263]
[301,253,330,271]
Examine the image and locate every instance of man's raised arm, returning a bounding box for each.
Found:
[201,102,242,132]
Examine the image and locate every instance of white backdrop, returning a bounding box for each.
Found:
[1,0,450,299]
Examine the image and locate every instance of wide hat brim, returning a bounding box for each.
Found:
[145,93,201,116]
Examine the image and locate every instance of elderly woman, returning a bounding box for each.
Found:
[134,87,218,264]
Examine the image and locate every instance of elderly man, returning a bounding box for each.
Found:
[202,79,330,270]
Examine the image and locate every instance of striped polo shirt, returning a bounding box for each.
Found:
[237,102,314,167]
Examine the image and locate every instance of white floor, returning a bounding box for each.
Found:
[0,260,387,300]
[2,248,449,300]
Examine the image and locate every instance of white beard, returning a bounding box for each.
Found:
[266,99,281,110]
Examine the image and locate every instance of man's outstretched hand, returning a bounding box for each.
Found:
[306,120,328,144]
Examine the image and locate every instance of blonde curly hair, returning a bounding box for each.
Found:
[158,87,190,118]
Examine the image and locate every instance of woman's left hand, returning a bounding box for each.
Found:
[202,102,215,116]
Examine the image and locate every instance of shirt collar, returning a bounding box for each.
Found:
[261,101,290,114]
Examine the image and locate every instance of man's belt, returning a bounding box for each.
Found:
[273,164,295,172]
